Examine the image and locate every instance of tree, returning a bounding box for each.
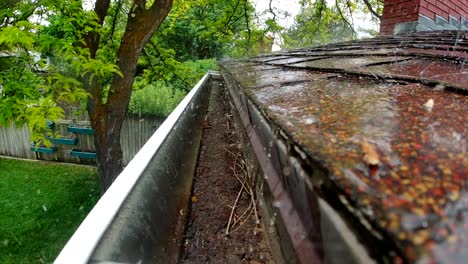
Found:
[78,0,174,191]
[135,0,253,92]
[283,0,356,48]
[282,0,383,48]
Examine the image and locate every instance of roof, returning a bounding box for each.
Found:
[220,30,467,263]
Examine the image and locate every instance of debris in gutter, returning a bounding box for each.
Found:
[423,99,434,110]
[361,141,380,166]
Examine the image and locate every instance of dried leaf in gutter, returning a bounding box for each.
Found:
[361,141,380,166]
[423,99,434,110]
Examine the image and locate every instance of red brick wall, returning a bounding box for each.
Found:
[380,0,468,35]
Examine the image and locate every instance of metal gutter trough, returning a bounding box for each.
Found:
[55,72,213,264]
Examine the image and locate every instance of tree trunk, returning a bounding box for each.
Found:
[92,104,127,192]
[84,0,174,192]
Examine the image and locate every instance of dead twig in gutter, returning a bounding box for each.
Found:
[232,206,254,233]
[226,150,260,235]
[249,183,260,224]
[233,199,253,226]
[224,147,238,159]
[225,175,246,235]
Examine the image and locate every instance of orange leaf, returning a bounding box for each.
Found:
[361,141,380,166]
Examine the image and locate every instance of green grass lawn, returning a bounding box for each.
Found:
[0,158,100,264]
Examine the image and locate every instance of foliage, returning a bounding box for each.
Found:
[0,158,99,263]
[129,0,257,115]
[128,81,185,117]
[154,0,251,61]
[282,0,356,48]
[282,0,383,49]
[138,0,272,85]
[130,58,217,116]
[0,1,106,147]
[182,58,219,82]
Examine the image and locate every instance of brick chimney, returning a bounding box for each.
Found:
[380,0,468,35]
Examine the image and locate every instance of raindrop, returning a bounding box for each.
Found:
[434,84,445,91]
[3,239,9,246]
[269,218,275,226]
[272,200,281,208]
[42,205,47,212]
[422,99,434,111]
[303,117,316,125]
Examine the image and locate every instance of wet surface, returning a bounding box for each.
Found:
[366,59,468,90]
[263,57,328,65]
[221,31,468,263]
[289,56,412,70]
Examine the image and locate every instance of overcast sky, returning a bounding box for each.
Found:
[253,0,301,28]
[254,0,378,33]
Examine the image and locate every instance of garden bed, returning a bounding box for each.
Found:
[30,145,57,154]
[67,125,95,134]
[48,136,79,145]
[70,149,96,159]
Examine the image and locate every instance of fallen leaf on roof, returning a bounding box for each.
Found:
[361,141,380,166]
[423,99,434,110]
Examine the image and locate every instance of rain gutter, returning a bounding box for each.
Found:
[55,71,213,264]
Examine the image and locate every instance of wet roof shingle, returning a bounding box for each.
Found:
[221,30,467,263]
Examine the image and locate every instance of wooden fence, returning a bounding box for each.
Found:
[0,114,164,165]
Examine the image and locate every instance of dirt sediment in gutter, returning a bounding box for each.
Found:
[179,79,274,264]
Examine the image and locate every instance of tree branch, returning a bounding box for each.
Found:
[314,0,325,33]
[243,0,251,51]
[148,40,191,90]
[335,0,357,37]
[94,0,112,24]
[223,0,241,34]
[85,0,111,58]
[362,0,381,20]
[108,0,123,44]
[269,0,276,20]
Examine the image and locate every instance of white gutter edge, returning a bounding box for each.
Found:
[54,71,213,264]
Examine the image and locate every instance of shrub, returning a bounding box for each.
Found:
[128,81,186,117]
